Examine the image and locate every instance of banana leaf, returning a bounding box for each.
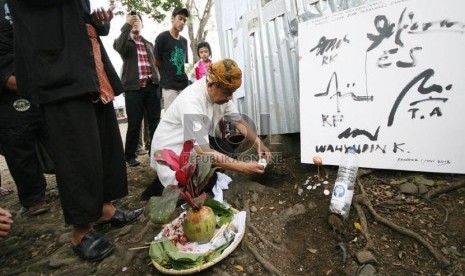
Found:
[206,238,234,262]
[150,238,205,270]
[167,251,205,270]
[204,198,233,226]
[145,185,180,224]
[149,238,177,267]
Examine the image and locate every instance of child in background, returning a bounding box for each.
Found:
[192,41,212,80]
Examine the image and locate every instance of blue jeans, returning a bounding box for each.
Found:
[124,82,161,161]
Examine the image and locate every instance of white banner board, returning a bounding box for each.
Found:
[299,0,465,173]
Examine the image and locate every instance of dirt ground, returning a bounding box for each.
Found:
[0,133,464,275]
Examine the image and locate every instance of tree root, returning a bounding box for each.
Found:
[425,180,465,200]
[241,196,251,252]
[128,219,155,244]
[353,200,375,251]
[354,178,375,251]
[240,195,284,274]
[244,240,283,276]
[357,178,451,267]
[248,223,289,253]
[435,202,449,227]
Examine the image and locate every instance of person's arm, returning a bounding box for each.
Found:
[90,6,115,36]
[0,7,15,95]
[113,16,136,57]
[0,56,15,95]
[190,61,199,82]
[4,76,16,91]
[195,144,265,175]
[0,207,13,238]
[179,93,265,174]
[233,118,272,162]
[184,38,189,64]
[153,34,162,69]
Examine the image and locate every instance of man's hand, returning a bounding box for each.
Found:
[92,5,115,26]
[257,139,272,163]
[6,75,17,91]
[126,14,139,26]
[0,207,13,238]
[240,162,265,175]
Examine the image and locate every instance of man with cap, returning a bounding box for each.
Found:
[153,7,189,111]
[141,58,272,200]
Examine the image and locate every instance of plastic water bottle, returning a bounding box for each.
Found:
[330,147,359,219]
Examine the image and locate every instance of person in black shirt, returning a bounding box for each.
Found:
[7,0,143,262]
[153,7,189,111]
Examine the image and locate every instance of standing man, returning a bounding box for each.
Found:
[114,12,161,167]
[0,0,49,216]
[153,7,189,111]
[7,0,143,262]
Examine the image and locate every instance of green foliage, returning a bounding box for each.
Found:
[145,186,180,224]
[149,237,177,267]
[149,140,217,224]
[150,236,233,269]
[206,238,233,262]
[112,0,183,22]
[114,0,215,64]
[204,198,233,227]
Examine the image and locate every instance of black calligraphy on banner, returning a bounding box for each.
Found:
[310,35,350,65]
[314,72,374,113]
[388,68,452,126]
[366,7,464,126]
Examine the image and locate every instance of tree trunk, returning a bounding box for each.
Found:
[185,0,213,64]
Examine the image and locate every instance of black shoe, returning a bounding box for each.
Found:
[140,178,165,201]
[127,158,140,167]
[96,208,144,227]
[72,230,114,262]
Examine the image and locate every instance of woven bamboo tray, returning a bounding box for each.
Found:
[151,209,245,275]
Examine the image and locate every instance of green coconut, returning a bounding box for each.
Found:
[183,206,216,244]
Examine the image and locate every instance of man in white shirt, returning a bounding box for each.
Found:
[141,59,271,200]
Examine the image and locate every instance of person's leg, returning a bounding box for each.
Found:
[43,96,105,226]
[140,176,165,201]
[209,136,236,158]
[43,96,130,260]
[143,111,150,150]
[136,123,146,155]
[124,90,144,164]
[162,88,180,111]
[94,100,128,203]
[0,122,47,209]
[144,83,161,155]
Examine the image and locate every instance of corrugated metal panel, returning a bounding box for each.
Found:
[215,0,371,135]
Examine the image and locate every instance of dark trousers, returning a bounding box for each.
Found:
[208,136,237,158]
[43,96,127,226]
[0,120,46,208]
[124,82,161,161]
